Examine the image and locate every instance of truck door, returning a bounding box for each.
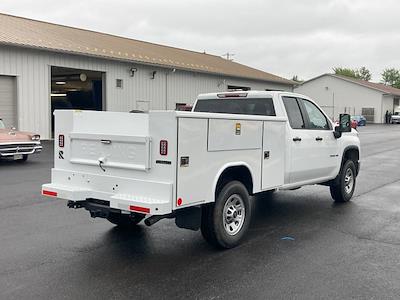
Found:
[282,96,316,183]
[298,98,339,179]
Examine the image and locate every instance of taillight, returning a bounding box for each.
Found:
[160,140,168,155]
[59,134,65,148]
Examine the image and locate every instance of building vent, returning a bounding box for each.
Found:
[116,79,123,88]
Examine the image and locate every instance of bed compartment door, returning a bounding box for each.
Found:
[262,121,285,190]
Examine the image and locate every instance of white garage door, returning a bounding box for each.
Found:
[0,76,16,128]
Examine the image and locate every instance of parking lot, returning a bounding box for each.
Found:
[1,124,400,299]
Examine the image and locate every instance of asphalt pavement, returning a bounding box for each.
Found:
[1,124,400,299]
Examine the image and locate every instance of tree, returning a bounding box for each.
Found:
[356,67,372,81]
[333,67,358,79]
[381,68,400,88]
[291,75,303,83]
[333,67,372,81]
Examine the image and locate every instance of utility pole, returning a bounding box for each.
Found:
[222,52,235,61]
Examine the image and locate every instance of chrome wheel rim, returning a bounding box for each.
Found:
[223,194,245,236]
[344,168,354,194]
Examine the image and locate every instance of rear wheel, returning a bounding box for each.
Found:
[107,212,145,227]
[330,160,356,203]
[201,181,251,249]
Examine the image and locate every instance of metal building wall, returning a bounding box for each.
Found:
[294,75,384,123]
[0,45,292,138]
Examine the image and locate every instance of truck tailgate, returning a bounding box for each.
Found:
[46,110,178,215]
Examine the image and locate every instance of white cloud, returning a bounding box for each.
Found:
[1,0,400,81]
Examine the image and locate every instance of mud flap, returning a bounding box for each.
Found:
[175,206,202,231]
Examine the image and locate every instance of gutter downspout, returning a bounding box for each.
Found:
[165,71,169,110]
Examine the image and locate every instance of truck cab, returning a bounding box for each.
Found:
[43,91,360,248]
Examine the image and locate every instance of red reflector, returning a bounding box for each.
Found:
[59,134,65,148]
[42,190,57,197]
[129,205,150,214]
[177,198,183,206]
[160,140,168,156]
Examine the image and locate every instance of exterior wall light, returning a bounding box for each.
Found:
[130,67,137,77]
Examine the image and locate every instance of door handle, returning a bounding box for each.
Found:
[293,137,302,142]
[315,137,323,141]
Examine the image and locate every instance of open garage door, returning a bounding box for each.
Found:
[0,76,17,129]
[51,66,104,134]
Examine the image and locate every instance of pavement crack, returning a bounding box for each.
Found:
[329,227,400,247]
[354,177,400,199]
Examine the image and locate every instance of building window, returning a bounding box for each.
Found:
[116,79,123,88]
[227,85,251,91]
[176,103,193,111]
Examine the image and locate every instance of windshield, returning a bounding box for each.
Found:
[194,98,276,116]
[0,120,5,129]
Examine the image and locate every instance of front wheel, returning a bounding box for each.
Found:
[201,181,251,249]
[330,160,356,203]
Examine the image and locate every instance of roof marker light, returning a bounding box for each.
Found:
[217,92,248,98]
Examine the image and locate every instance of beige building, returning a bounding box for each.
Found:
[0,13,294,139]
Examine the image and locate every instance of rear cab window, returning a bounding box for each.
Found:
[282,97,305,129]
[194,98,276,116]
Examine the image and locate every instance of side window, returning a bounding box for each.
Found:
[300,99,330,130]
[282,97,305,129]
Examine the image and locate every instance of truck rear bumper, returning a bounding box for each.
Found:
[42,169,173,215]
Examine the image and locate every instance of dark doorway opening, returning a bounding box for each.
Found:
[51,66,104,134]
[227,85,251,91]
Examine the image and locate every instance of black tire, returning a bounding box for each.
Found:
[107,212,145,227]
[330,160,356,203]
[201,181,251,249]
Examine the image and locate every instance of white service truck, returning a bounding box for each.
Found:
[42,91,360,248]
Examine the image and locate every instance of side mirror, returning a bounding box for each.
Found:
[334,114,351,139]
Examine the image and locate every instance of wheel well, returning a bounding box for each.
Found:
[343,148,360,175]
[215,166,253,198]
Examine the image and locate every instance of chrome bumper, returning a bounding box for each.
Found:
[0,142,42,157]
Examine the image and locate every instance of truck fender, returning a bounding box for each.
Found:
[341,145,360,175]
[212,162,255,202]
